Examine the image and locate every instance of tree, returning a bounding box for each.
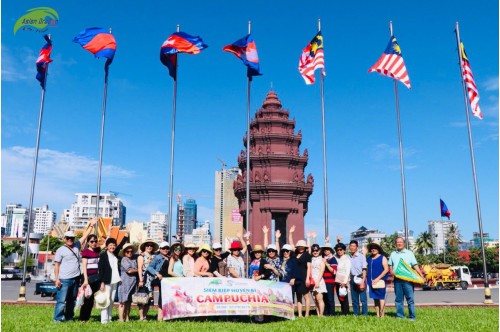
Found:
[39,235,64,253]
[1,241,24,258]
[380,232,398,255]
[467,246,499,273]
[446,224,462,249]
[415,231,434,255]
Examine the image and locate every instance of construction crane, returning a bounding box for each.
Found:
[109,190,132,197]
[217,157,227,170]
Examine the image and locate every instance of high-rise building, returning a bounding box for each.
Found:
[177,198,197,238]
[428,220,456,254]
[148,211,167,243]
[126,221,147,245]
[214,167,242,246]
[3,204,33,238]
[66,193,126,230]
[33,205,57,235]
[350,226,386,250]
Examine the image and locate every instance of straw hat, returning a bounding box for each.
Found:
[252,244,264,253]
[321,243,334,251]
[119,243,137,256]
[229,241,243,250]
[94,290,110,309]
[184,242,198,250]
[197,244,213,255]
[295,240,307,248]
[139,239,159,252]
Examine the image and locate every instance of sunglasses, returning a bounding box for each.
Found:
[125,250,133,253]
[146,244,154,248]
[160,247,169,250]
[173,248,182,252]
[65,237,75,241]
[214,248,222,251]
[267,250,277,253]
[201,249,210,254]
[88,240,97,243]
[336,249,344,252]
[312,249,320,253]
[282,249,290,253]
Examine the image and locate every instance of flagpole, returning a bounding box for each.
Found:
[317,19,329,241]
[93,28,114,234]
[454,22,492,304]
[18,35,52,302]
[389,21,409,248]
[245,20,252,277]
[167,24,180,242]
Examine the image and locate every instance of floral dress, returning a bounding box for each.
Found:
[141,253,155,304]
[311,255,327,293]
[265,257,282,281]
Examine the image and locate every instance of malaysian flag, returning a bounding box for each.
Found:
[368,36,411,89]
[460,42,482,119]
[298,31,325,84]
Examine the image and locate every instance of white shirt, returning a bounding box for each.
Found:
[108,251,121,284]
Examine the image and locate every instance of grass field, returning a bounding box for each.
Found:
[1,305,498,332]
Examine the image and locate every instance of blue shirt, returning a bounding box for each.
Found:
[349,251,367,276]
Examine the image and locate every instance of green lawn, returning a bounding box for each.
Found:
[1,305,498,332]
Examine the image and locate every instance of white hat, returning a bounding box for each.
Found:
[266,244,277,251]
[64,231,75,238]
[353,276,363,285]
[281,244,293,251]
[159,241,170,249]
[338,286,348,297]
[94,290,110,309]
[212,242,222,250]
[295,240,308,248]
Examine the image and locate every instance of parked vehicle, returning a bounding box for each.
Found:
[422,264,472,290]
[34,282,57,297]
[1,269,31,282]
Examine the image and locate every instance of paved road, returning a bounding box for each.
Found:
[2,280,498,305]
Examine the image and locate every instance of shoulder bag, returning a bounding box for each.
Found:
[371,258,386,289]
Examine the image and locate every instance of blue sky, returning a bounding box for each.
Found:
[2,1,498,243]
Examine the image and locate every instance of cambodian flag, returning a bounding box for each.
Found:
[440,199,451,220]
[223,34,262,78]
[36,34,53,88]
[160,32,208,80]
[73,28,116,72]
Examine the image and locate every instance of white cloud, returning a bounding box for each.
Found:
[1,44,35,83]
[483,76,499,91]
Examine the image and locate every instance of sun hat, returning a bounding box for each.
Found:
[212,242,222,250]
[139,239,159,252]
[266,244,277,251]
[159,241,170,249]
[184,242,198,250]
[281,244,293,251]
[94,289,110,309]
[197,244,213,255]
[64,231,76,238]
[338,286,348,297]
[119,243,137,256]
[334,243,347,251]
[367,242,384,254]
[252,244,264,252]
[295,240,307,248]
[321,243,333,251]
[229,241,243,250]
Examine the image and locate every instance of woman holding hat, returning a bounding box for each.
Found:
[227,232,247,278]
[183,243,198,277]
[334,242,351,315]
[294,238,312,317]
[137,239,158,320]
[118,243,138,322]
[366,242,389,317]
[194,244,214,277]
[97,238,122,324]
[168,242,185,277]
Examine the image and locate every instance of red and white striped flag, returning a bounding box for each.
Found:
[368,36,411,89]
[298,31,325,85]
[460,42,482,119]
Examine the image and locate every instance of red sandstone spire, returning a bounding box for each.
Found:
[262,89,282,109]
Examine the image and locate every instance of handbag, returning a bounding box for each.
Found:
[132,287,149,305]
[308,276,316,288]
[87,274,100,284]
[372,279,385,289]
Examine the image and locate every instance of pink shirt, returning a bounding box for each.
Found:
[194,257,210,274]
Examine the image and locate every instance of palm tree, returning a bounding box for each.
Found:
[446,224,462,249]
[415,231,434,255]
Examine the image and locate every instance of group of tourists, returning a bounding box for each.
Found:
[52,217,424,323]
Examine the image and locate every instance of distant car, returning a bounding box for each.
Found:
[35,282,57,297]
[471,271,484,279]
[1,269,30,281]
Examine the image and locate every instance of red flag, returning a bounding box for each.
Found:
[460,42,482,119]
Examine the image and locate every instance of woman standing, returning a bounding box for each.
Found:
[310,244,326,316]
[194,244,214,277]
[137,239,158,321]
[321,241,337,316]
[168,242,184,277]
[257,244,281,281]
[248,244,264,279]
[294,240,312,317]
[97,238,122,324]
[366,243,389,317]
[147,241,171,321]
[209,242,229,277]
[183,243,198,277]
[80,234,101,322]
[227,240,246,278]
[118,243,138,322]
[334,242,351,315]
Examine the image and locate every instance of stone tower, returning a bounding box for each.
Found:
[234,90,313,248]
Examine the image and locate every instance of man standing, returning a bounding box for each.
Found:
[349,240,368,316]
[388,237,424,321]
[53,217,96,322]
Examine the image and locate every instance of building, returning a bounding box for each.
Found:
[3,204,33,238]
[33,205,56,235]
[183,220,212,246]
[126,221,147,245]
[66,193,126,230]
[176,198,197,238]
[233,91,313,247]
[147,212,167,243]
[428,220,456,254]
[350,226,386,249]
[2,233,43,273]
[396,229,415,250]
[214,167,243,246]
